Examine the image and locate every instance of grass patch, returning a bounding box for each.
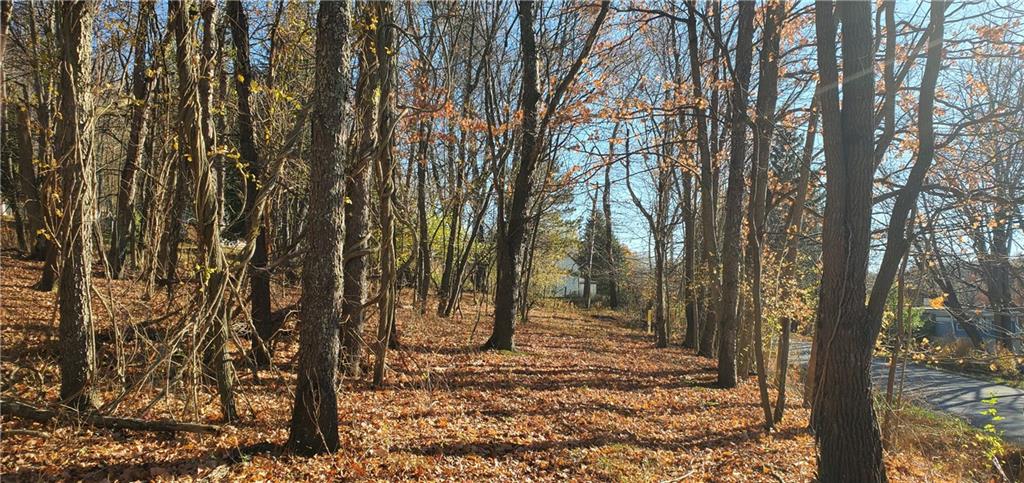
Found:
[589,443,660,482]
[881,399,1019,481]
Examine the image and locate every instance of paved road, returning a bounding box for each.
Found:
[790,341,1024,444]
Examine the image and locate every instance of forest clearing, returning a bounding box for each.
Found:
[1,0,1023,481]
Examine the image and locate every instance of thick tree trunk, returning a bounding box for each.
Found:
[486,0,543,351]
[287,0,350,456]
[716,1,754,388]
[811,2,944,479]
[54,0,97,411]
[809,3,882,477]
[487,0,608,349]
[226,0,273,366]
[108,1,154,279]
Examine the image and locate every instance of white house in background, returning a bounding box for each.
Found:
[549,257,597,298]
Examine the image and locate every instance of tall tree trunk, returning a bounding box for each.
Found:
[810,2,945,480]
[809,4,882,477]
[687,1,719,357]
[27,1,56,267]
[27,3,58,290]
[108,1,155,279]
[748,0,785,427]
[716,0,755,388]
[287,0,350,455]
[487,0,609,350]
[228,0,274,367]
[371,0,398,386]
[342,11,378,378]
[54,0,97,410]
[486,0,543,351]
[172,0,236,422]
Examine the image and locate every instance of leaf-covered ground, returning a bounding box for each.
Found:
[0,255,999,481]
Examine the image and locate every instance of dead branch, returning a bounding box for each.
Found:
[1,399,220,434]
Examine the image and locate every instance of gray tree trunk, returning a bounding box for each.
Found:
[287,0,351,455]
[54,0,97,410]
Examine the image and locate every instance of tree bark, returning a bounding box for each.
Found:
[716,0,754,388]
[287,0,350,456]
[486,0,543,351]
[54,0,97,411]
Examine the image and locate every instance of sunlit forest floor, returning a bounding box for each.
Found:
[0,253,1006,481]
